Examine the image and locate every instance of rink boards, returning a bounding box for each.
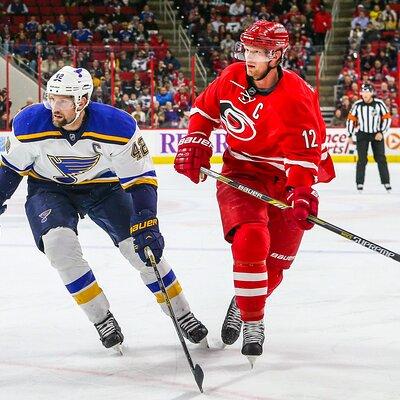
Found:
[1,128,400,162]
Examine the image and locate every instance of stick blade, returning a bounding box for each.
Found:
[193,364,204,393]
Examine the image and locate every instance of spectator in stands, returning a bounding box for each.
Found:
[111,5,129,25]
[148,100,165,128]
[163,50,181,71]
[172,71,190,88]
[102,23,118,44]
[90,59,104,79]
[156,86,173,106]
[92,87,107,104]
[163,101,180,128]
[211,13,224,34]
[351,9,370,30]
[118,51,133,72]
[330,109,346,128]
[138,86,151,111]
[369,4,381,21]
[140,4,155,22]
[349,23,364,48]
[41,54,58,79]
[116,93,134,114]
[340,95,352,119]
[369,59,389,82]
[118,22,134,43]
[143,15,159,35]
[229,0,245,16]
[312,5,332,48]
[132,50,149,72]
[25,16,39,38]
[76,51,90,69]
[226,15,242,34]
[6,0,28,15]
[381,4,397,30]
[173,85,191,111]
[72,21,93,43]
[391,106,399,127]
[42,19,56,36]
[55,15,71,35]
[220,32,235,55]
[132,104,147,127]
[132,80,143,98]
[241,7,256,29]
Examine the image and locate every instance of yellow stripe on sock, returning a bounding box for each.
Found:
[155,281,183,304]
[73,282,103,305]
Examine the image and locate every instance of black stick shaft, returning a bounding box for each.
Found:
[144,247,204,393]
[200,167,400,263]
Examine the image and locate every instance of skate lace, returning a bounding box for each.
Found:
[96,314,117,338]
[226,301,242,329]
[243,322,265,344]
[179,312,200,334]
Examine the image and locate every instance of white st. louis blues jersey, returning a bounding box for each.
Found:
[1,102,157,190]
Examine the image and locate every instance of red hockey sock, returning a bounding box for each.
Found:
[232,223,269,322]
[266,265,284,297]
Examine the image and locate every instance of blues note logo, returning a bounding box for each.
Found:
[48,154,100,184]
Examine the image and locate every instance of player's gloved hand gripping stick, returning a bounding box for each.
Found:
[174,133,213,183]
[200,167,400,263]
[131,209,165,266]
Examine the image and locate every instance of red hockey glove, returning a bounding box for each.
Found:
[174,133,213,183]
[286,187,319,230]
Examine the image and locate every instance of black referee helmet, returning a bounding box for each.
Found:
[360,83,374,93]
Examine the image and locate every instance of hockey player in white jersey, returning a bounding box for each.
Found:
[0,66,208,351]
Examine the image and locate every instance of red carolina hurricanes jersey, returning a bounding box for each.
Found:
[188,62,335,187]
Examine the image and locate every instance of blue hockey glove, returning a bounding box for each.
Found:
[130,209,165,266]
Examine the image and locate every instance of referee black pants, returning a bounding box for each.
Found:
[356,132,390,185]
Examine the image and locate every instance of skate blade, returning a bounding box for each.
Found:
[246,355,258,369]
[112,343,124,356]
[198,337,209,349]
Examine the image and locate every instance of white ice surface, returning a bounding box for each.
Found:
[0,163,399,400]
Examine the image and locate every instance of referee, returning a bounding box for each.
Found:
[346,83,392,192]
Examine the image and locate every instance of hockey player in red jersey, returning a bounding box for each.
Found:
[174,20,335,365]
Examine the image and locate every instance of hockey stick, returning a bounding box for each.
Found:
[144,247,204,393]
[200,167,400,263]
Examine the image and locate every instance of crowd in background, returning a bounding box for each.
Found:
[175,0,331,79]
[2,0,399,129]
[332,0,400,128]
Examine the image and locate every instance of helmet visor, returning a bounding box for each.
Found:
[233,42,276,62]
[45,93,75,110]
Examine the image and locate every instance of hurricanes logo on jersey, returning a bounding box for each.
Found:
[48,154,100,184]
[220,100,256,141]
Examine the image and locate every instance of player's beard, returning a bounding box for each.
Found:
[52,113,73,128]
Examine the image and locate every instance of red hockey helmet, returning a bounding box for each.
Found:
[240,20,289,53]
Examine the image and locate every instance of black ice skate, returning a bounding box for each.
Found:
[94,311,124,353]
[241,320,265,368]
[178,312,208,344]
[221,297,243,345]
[357,184,364,192]
[384,183,392,192]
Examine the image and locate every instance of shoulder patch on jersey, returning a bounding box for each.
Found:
[84,102,137,144]
[13,104,59,142]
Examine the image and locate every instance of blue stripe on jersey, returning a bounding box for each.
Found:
[65,270,96,294]
[1,156,33,173]
[119,170,157,184]
[146,269,177,293]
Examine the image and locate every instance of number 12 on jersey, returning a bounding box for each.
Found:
[302,129,318,149]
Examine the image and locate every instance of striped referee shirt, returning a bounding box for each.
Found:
[346,98,391,137]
